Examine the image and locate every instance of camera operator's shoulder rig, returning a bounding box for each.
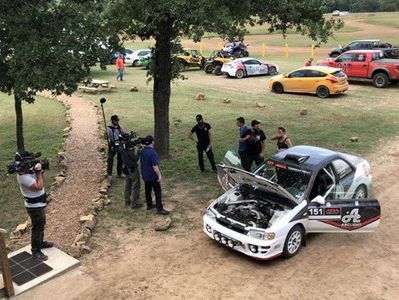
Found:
[7,151,49,175]
[119,131,144,150]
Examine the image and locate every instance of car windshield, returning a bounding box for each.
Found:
[254,160,312,201]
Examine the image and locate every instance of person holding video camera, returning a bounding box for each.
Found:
[107,115,124,179]
[121,142,142,209]
[16,152,53,261]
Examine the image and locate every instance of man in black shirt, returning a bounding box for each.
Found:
[189,114,217,173]
[240,119,266,172]
[120,143,142,209]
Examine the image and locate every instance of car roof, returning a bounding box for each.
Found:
[270,145,341,171]
[351,39,379,42]
[231,57,260,63]
[293,66,341,73]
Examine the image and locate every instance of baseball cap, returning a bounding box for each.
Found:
[251,119,260,126]
[143,135,154,145]
[196,114,203,121]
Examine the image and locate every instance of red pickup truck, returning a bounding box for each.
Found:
[317,50,399,88]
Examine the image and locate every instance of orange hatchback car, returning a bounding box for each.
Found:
[268,66,349,98]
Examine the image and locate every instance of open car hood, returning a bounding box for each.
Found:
[217,164,299,207]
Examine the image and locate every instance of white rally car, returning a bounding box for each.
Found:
[124,48,151,66]
[221,57,279,79]
[203,146,380,260]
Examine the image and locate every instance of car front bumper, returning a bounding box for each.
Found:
[203,215,284,260]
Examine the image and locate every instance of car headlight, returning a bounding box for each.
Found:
[247,230,265,240]
[266,232,276,240]
[205,208,216,218]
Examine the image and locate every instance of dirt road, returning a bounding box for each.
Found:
[33,139,394,300]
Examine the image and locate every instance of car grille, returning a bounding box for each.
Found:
[216,218,247,234]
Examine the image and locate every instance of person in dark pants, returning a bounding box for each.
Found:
[106,115,124,181]
[240,120,266,172]
[236,117,250,169]
[16,152,53,261]
[189,114,217,173]
[140,136,169,215]
[121,143,142,209]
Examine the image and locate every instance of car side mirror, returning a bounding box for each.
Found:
[311,195,326,205]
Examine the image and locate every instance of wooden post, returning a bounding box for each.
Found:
[311,44,315,58]
[262,43,266,58]
[199,42,203,54]
[284,43,289,58]
[0,228,14,297]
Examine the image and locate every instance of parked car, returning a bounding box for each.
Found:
[109,48,134,64]
[317,50,399,88]
[203,146,380,260]
[268,66,348,98]
[125,49,152,66]
[137,53,153,68]
[176,48,207,70]
[329,40,393,58]
[221,58,279,79]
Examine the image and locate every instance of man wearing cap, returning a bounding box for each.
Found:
[106,115,124,180]
[189,114,217,173]
[140,136,170,215]
[16,152,53,261]
[240,120,266,172]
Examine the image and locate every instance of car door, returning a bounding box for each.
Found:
[243,60,258,76]
[307,164,380,233]
[304,70,327,92]
[258,62,269,75]
[346,53,368,77]
[283,70,307,91]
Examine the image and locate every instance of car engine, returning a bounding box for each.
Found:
[216,200,274,229]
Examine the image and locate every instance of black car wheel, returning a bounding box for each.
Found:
[269,66,277,76]
[213,65,222,76]
[243,50,249,57]
[316,85,330,98]
[372,73,389,88]
[204,63,214,74]
[353,185,368,199]
[133,60,139,67]
[283,225,304,258]
[235,69,245,79]
[272,82,284,94]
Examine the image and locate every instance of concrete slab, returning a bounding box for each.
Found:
[0,246,80,297]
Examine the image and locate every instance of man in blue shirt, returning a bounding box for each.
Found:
[140,136,169,215]
[236,117,249,169]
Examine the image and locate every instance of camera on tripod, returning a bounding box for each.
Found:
[7,151,50,175]
[119,131,144,150]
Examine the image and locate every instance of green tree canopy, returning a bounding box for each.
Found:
[0,0,119,150]
[109,0,342,157]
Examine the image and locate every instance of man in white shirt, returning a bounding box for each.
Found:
[16,152,53,261]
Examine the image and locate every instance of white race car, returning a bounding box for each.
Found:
[203,146,380,260]
[124,49,151,66]
[221,57,279,79]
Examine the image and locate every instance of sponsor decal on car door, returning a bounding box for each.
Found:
[307,198,380,232]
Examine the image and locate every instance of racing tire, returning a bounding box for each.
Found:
[353,185,368,199]
[179,61,188,72]
[204,63,214,74]
[235,69,245,79]
[213,65,222,76]
[243,50,249,57]
[372,73,389,88]
[269,67,277,76]
[316,85,330,98]
[272,82,284,94]
[283,225,304,258]
[132,60,139,67]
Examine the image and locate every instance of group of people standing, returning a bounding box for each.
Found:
[106,114,293,214]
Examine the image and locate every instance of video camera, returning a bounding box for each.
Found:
[119,131,144,150]
[7,151,49,175]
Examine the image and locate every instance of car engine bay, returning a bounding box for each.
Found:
[214,184,287,229]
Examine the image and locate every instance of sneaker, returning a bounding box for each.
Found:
[157,209,170,215]
[41,241,54,249]
[147,206,154,210]
[32,251,48,261]
[131,203,143,209]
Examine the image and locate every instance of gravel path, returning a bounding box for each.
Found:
[43,94,103,250]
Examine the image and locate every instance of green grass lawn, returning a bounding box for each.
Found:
[365,12,399,28]
[84,56,399,230]
[0,95,66,232]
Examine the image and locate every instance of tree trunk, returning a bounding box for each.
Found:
[14,94,25,152]
[153,19,172,158]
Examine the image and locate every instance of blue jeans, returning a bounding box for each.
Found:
[117,69,124,80]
